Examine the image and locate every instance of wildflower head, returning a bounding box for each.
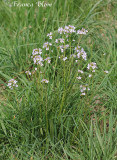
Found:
[58,27,64,34]
[44,57,51,64]
[80,85,90,96]
[87,62,97,72]
[47,32,53,39]
[41,79,49,84]
[32,48,42,56]
[75,46,87,61]
[89,74,92,78]
[58,44,69,53]
[63,57,67,61]
[104,71,109,74]
[55,38,65,44]
[33,55,43,66]
[78,70,83,74]
[25,71,31,75]
[7,79,18,90]
[70,54,76,58]
[43,42,52,50]
[76,76,82,80]
[77,28,88,35]
[81,92,86,96]
[58,25,76,34]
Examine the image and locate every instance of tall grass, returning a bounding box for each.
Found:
[0,0,117,159]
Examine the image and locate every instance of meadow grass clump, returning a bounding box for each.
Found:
[0,0,117,159]
[1,24,116,159]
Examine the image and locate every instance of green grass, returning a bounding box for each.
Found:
[0,0,117,159]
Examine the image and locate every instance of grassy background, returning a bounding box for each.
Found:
[0,0,117,159]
